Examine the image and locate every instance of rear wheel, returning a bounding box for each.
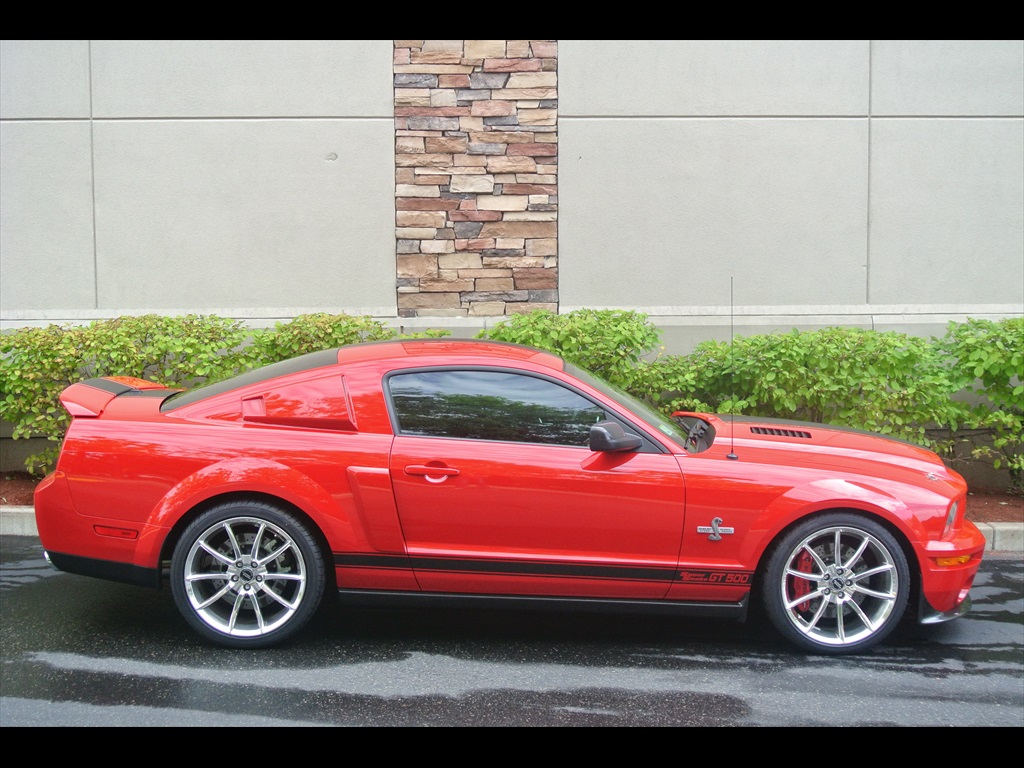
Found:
[761,513,910,654]
[170,500,326,648]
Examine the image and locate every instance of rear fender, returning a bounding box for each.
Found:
[136,457,357,566]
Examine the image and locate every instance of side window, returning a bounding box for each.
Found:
[388,369,607,446]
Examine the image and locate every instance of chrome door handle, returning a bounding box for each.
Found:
[404,464,460,483]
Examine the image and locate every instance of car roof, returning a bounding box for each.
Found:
[336,338,565,369]
[162,338,564,411]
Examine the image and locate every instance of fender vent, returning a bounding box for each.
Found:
[750,426,812,439]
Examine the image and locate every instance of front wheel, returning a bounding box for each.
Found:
[761,513,910,654]
[170,500,327,648]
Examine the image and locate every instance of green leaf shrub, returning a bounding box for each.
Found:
[938,317,1024,492]
[1,315,251,474]
[243,313,452,368]
[243,313,397,368]
[632,327,970,449]
[476,309,662,389]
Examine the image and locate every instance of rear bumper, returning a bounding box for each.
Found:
[43,549,161,589]
[35,470,167,575]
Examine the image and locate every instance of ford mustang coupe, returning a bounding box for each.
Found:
[34,339,986,654]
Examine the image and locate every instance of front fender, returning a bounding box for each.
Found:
[742,478,921,564]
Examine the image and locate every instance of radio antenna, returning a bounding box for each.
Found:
[727,276,739,460]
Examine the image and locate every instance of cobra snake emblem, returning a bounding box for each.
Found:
[696,516,735,541]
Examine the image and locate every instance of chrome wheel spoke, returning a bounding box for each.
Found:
[194,581,233,610]
[852,562,895,582]
[258,582,301,610]
[800,599,830,635]
[784,586,825,612]
[197,540,235,568]
[852,582,897,601]
[248,522,268,561]
[845,596,877,632]
[223,522,244,561]
[260,539,294,566]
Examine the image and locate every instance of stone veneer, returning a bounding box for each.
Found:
[393,40,558,317]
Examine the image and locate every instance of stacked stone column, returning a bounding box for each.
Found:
[393,40,558,317]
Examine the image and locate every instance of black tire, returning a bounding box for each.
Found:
[761,512,910,655]
[170,499,327,649]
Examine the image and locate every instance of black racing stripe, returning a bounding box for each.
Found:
[409,556,676,583]
[334,553,414,569]
[333,553,753,588]
[82,378,135,395]
[122,389,178,398]
[336,552,676,583]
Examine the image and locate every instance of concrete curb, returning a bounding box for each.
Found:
[2,505,1021,553]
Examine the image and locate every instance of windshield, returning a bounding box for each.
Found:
[563,362,693,451]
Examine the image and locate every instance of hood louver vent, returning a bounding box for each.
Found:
[750,426,813,439]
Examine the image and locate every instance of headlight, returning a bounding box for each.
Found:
[944,499,960,536]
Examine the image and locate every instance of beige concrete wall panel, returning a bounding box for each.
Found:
[91,119,395,311]
[0,40,91,119]
[560,40,869,116]
[1,122,96,309]
[91,40,393,118]
[560,118,869,308]
[869,119,1024,305]
[872,40,1024,116]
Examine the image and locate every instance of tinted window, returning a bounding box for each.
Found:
[388,370,606,446]
[162,348,340,411]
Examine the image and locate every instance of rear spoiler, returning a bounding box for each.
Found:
[60,377,175,417]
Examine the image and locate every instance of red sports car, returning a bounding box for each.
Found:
[34,339,986,654]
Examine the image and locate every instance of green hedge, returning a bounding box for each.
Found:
[1,315,251,473]
[477,309,662,389]
[938,317,1024,488]
[2,311,1021,491]
[631,326,969,446]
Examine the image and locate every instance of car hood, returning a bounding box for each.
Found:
[703,414,964,494]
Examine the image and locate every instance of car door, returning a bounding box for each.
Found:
[386,367,686,599]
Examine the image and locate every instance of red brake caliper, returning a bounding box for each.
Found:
[790,550,815,612]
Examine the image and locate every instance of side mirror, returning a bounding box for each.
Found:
[589,421,642,453]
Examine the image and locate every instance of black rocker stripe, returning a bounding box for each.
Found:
[333,553,413,570]
[408,556,675,582]
[334,552,751,587]
[334,552,669,582]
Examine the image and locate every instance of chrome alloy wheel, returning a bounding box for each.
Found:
[777,523,902,649]
[181,515,308,639]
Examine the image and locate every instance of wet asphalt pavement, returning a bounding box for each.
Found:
[1,535,1022,727]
